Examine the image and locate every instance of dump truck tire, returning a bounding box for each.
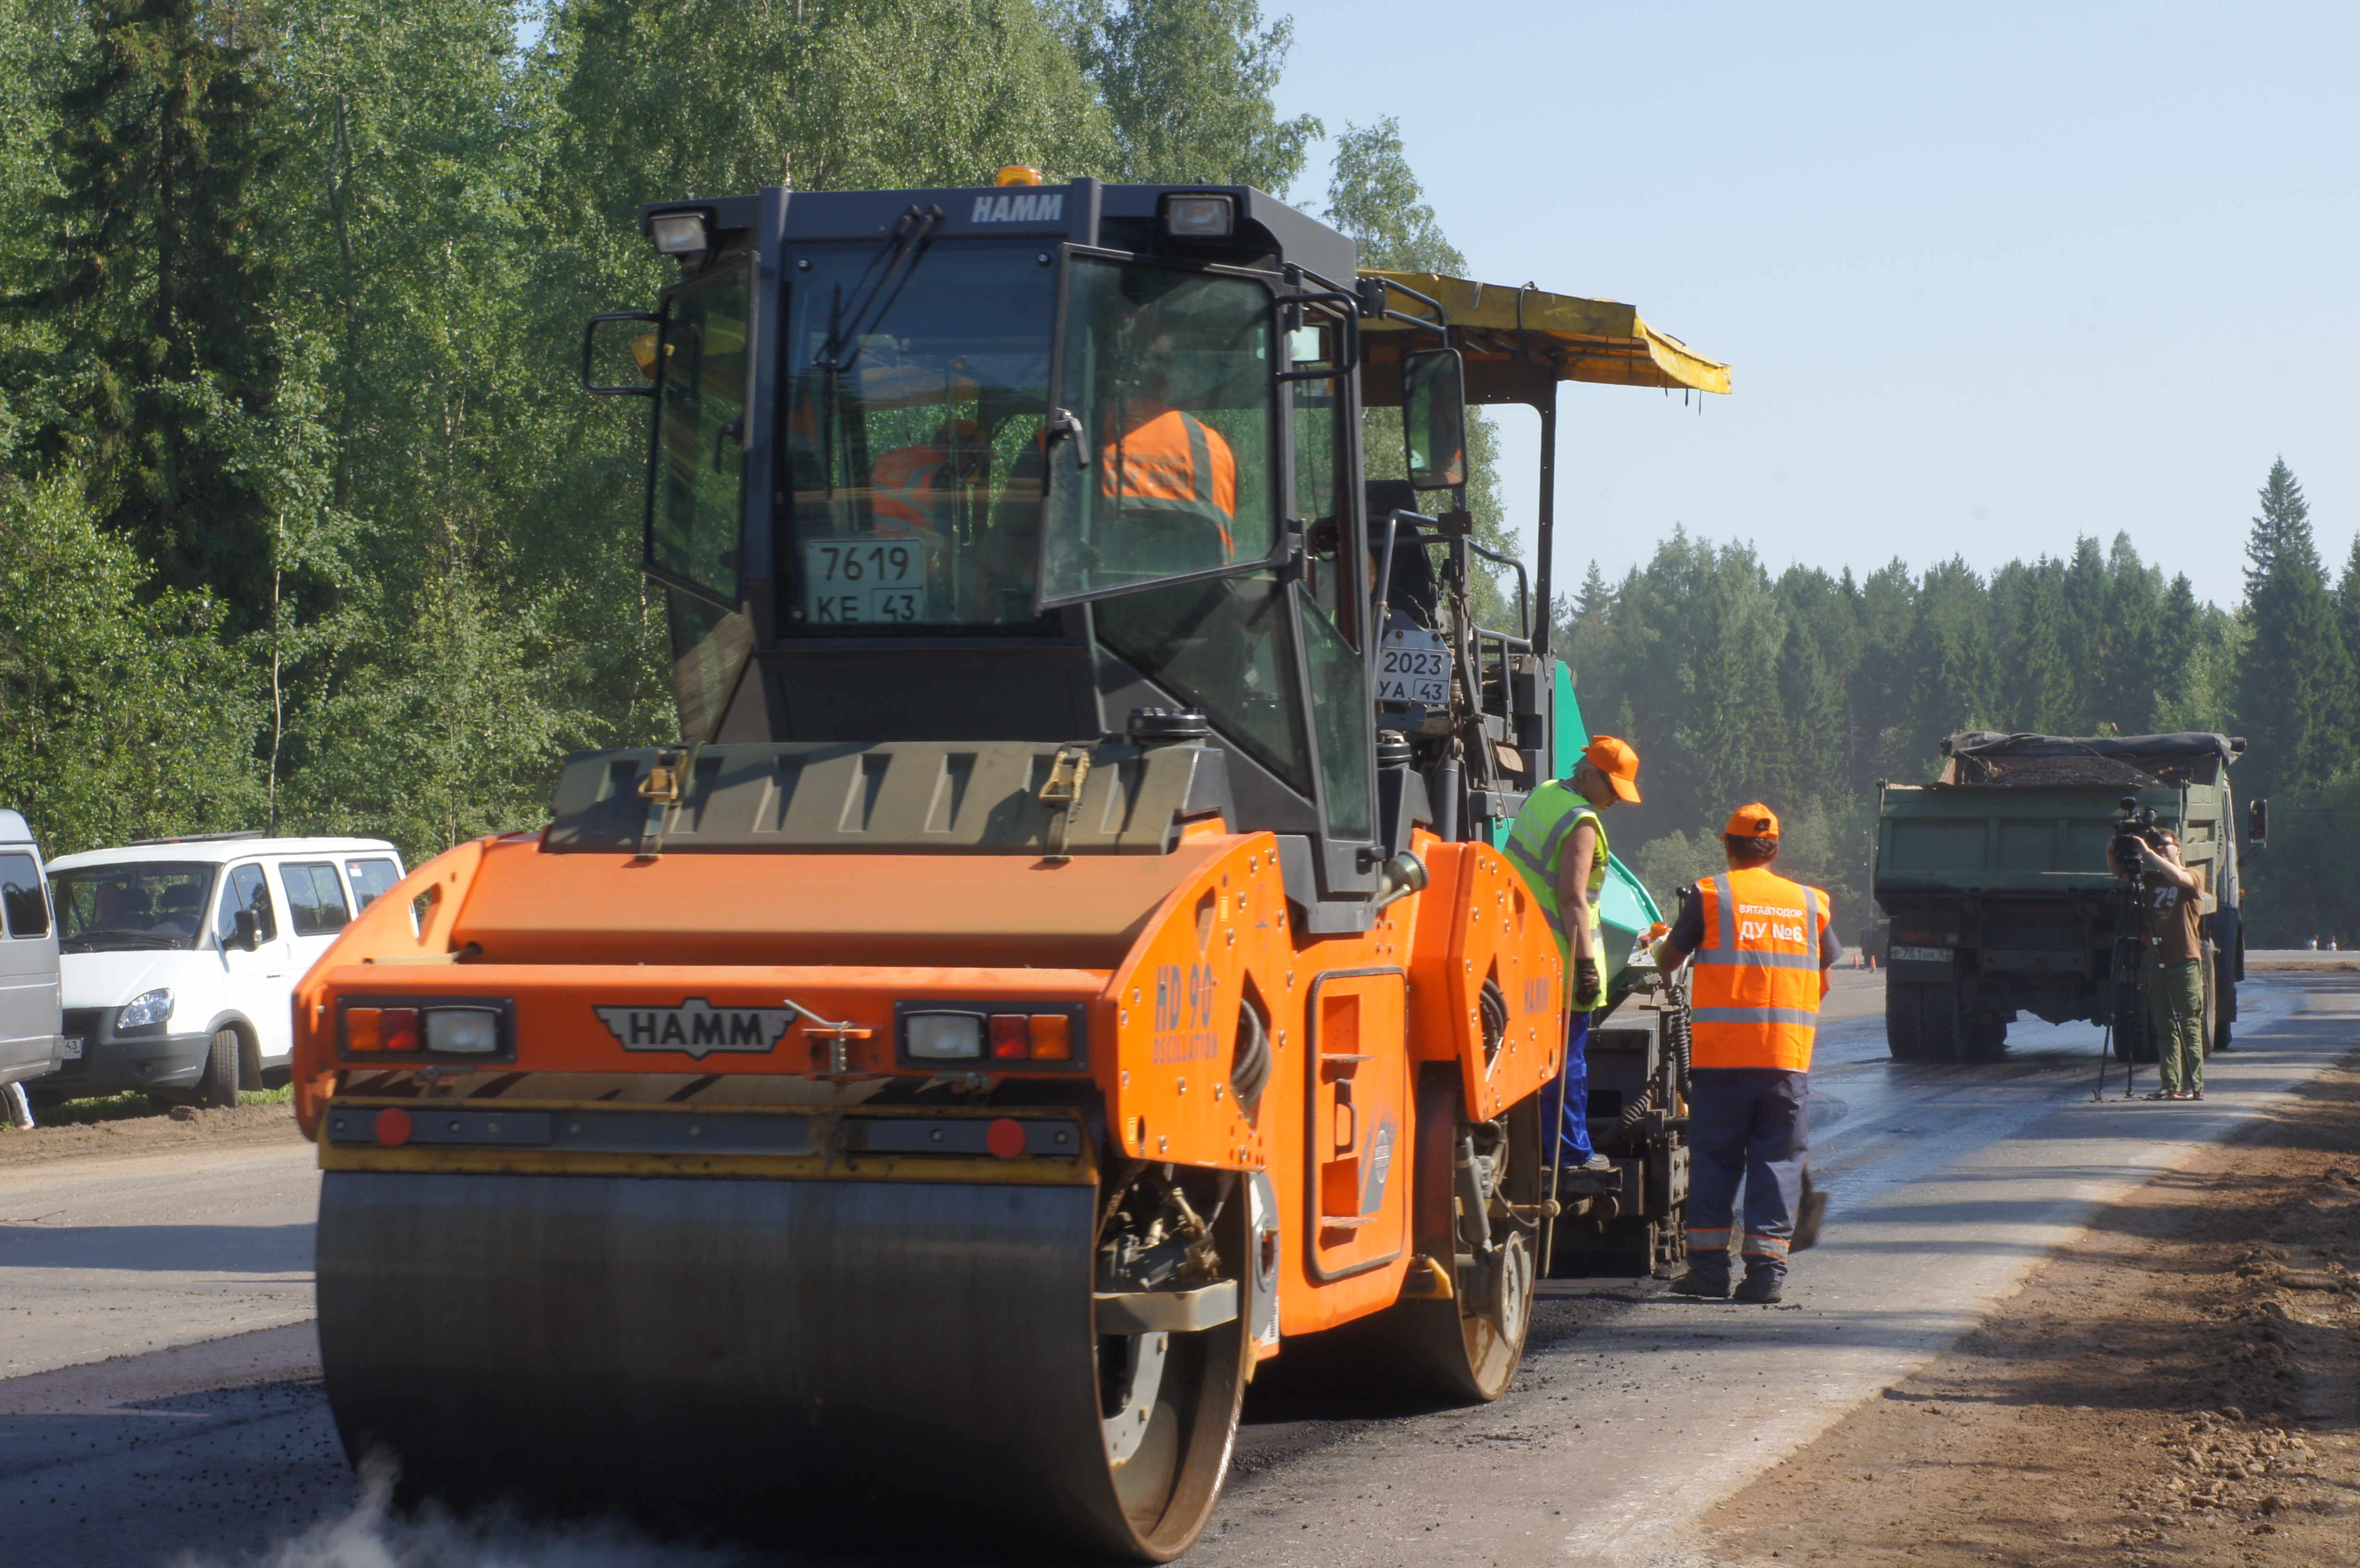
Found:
[1885,981,1928,1060]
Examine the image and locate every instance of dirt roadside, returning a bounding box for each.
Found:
[1692,1046,2360,1568]
[0,1102,304,1169]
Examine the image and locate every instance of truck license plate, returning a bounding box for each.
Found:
[803,539,923,625]
[1377,629,1450,706]
[1890,945,1952,964]
[61,1036,84,1059]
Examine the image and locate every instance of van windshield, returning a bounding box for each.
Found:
[52,862,216,952]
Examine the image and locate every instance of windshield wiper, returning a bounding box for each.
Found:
[813,204,944,373]
[62,931,181,951]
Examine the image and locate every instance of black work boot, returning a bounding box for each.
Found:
[1733,1270,1785,1304]
[1669,1270,1733,1299]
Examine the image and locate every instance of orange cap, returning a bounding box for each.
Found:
[1583,735,1642,803]
[1723,802,1780,839]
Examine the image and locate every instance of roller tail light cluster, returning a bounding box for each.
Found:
[340,999,513,1061]
[897,1001,1085,1067]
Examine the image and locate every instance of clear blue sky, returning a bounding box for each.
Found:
[1270,0,2356,610]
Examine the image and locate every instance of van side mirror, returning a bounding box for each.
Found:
[1401,348,1467,490]
[2248,797,2268,849]
[231,908,259,951]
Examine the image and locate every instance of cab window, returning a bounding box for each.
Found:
[778,241,1057,633]
[650,264,750,602]
[1097,574,1311,795]
[217,863,278,946]
[1298,594,1373,839]
[280,862,352,937]
[1040,259,1279,606]
[344,858,402,911]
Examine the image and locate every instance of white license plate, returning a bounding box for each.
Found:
[61,1036,84,1059]
[1377,631,1451,705]
[1891,945,1952,964]
[803,539,924,625]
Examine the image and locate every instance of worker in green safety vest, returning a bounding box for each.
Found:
[1505,735,1643,1172]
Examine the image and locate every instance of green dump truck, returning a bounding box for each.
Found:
[1872,732,2263,1062]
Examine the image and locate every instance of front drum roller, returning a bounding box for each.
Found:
[317,1170,1246,1560]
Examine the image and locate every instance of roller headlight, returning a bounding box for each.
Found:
[117,989,175,1030]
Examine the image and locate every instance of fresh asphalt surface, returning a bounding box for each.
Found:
[0,968,2349,1567]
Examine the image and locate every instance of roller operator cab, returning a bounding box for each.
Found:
[295,176,1731,1560]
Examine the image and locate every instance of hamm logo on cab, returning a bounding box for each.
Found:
[595,998,797,1059]
[971,192,1063,223]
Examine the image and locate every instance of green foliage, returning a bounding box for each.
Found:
[25,0,287,619]
[2235,457,2349,802]
[1061,0,1317,188]
[0,469,262,853]
[1321,118,1515,628]
[1561,527,2247,931]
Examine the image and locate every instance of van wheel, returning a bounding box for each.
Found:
[197,1029,241,1109]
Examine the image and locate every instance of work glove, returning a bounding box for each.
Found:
[1574,957,1600,1001]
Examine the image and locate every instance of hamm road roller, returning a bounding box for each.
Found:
[292,172,1730,1559]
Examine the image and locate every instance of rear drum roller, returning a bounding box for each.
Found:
[317,1163,1246,1561]
[1382,1069,1540,1402]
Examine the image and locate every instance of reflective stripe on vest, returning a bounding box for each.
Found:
[1103,409,1238,537]
[1503,781,1609,1009]
[1688,868,1829,1072]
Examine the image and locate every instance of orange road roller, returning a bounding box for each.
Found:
[294,174,1731,1558]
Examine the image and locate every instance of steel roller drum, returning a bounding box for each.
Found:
[318,1170,1206,1553]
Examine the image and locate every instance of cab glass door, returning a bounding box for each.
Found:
[649,264,750,606]
[1037,259,1281,608]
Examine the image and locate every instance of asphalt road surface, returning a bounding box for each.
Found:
[1,971,2348,1568]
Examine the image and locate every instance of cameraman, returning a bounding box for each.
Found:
[2109,828,2208,1100]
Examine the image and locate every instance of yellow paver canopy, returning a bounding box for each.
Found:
[1361,270,1731,396]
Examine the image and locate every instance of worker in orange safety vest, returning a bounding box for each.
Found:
[1100,357,1237,570]
[1650,804,1842,1303]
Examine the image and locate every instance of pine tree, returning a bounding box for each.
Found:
[1909,557,1998,762]
[22,0,285,622]
[1996,558,2072,733]
[2054,535,2105,731]
[2096,532,2163,734]
[2335,535,2360,702]
[2234,457,2349,797]
[2152,571,2203,726]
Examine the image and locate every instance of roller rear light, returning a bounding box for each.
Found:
[339,998,513,1062]
[897,1002,1084,1068]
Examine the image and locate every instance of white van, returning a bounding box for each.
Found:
[0,809,62,1122]
[47,834,406,1107]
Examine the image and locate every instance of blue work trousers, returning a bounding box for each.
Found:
[1540,1009,1595,1164]
[1684,1067,1809,1283]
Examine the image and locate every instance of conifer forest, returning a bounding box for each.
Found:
[0,1,2343,944]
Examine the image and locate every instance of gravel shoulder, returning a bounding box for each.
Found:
[0,1101,306,1169]
[1689,1045,2360,1568]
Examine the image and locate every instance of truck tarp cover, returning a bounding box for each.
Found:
[1941,732,2240,789]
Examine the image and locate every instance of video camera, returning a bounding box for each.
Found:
[2112,795,2166,870]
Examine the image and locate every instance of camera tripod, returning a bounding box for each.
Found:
[2093,868,2150,1102]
